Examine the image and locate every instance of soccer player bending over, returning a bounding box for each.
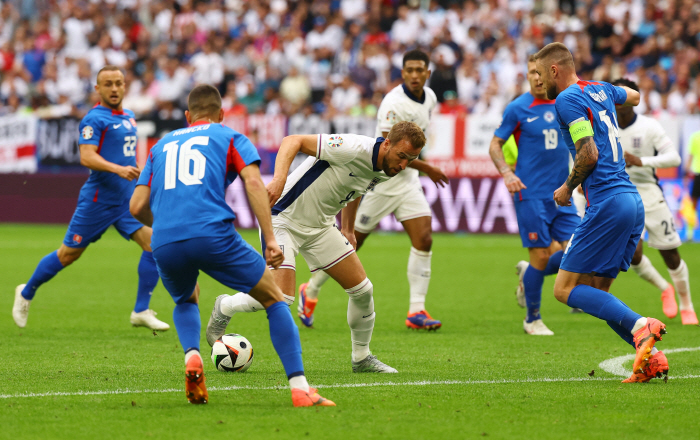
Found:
[206,122,426,373]
[13,66,168,331]
[612,78,697,326]
[130,85,334,406]
[534,43,669,383]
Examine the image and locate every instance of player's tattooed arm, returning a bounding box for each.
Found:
[489,135,527,195]
[565,135,598,190]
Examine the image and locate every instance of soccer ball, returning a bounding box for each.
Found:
[211,333,254,372]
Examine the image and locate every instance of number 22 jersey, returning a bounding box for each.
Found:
[494,92,569,201]
[137,122,261,251]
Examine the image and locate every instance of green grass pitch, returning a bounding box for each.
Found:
[1,224,699,439]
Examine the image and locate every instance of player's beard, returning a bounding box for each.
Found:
[545,82,558,100]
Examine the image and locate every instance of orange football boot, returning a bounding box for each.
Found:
[681,310,699,325]
[660,285,678,319]
[291,387,336,407]
[297,283,317,328]
[185,354,208,404]
[631,318,667,374]
[622,350,669,383]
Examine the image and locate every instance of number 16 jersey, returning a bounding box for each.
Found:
[494,92,569,201]
[137,122,261,251]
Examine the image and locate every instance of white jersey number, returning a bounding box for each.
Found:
[597,110,620,162]
[123,136,136,157]
[163,136,208,190]
[542,129,558,150]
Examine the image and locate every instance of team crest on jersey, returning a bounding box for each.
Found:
[122,119,132,130]
[73,234,83,244]
[544,111,555,123]
[528,232,538,241]
[386,110,398,124]
[633,138,641,149]
[327,136,343,148]
[366,177,382,192]
[82,126,93,140]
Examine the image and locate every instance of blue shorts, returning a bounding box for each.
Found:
[514,198,580,248]
[63,199,143,248]
[561,192,644,278]
[153,233,266,304]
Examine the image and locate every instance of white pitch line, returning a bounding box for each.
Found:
[598,346,700,377]
[2,375,700,400]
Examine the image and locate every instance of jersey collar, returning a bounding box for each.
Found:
[95,102,125,115]
[402,84,425,104]
[372,137,384,171]
[190,120,213,126]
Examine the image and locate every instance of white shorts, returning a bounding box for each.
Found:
[354,185,431,233]
[643,199,682,250]
[270,217,355,273]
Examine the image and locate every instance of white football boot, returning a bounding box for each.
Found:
[130,309,170,331]
[12,284,31,328]
[352,354,398,373]
[515,261,529,308]
[523,319,554,335]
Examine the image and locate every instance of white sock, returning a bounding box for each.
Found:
[221,293,264,316]
[184,349,201,365]
[631,255,670,291]
[407,247,432,314]
[668,259,694,311]
[631,317,648,335]
[651,347,659,356]
[283,294,295,306]
[346,278,374,362]
[306,271,330,300]
[289,375,310,392]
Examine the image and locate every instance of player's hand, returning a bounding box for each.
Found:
[118,166,141,181]
[266,178,285,207]
[503,171,527,195]
[264,240,284,269]
[341,228,357,249]
[427,165,449,188]
[553,183,573,207]
[624,151,643,167]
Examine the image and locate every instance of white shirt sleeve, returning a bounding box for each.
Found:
[376,99,403,135]
[639,120,681,168]
[318,133,363,166]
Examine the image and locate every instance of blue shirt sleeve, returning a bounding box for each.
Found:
[606,84,628,105]
[78,111,104,147]
[136,149,154,187]
[229,132,261,172]
[494,101,519,140]
[555,90,589,126]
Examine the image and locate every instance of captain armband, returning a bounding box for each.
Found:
[569,119,594,143]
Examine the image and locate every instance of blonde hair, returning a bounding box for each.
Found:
[533,42,575,68]
[387,121,426,150]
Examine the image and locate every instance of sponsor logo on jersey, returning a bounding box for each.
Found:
[112,123,122,129]
[82,126,93,140]
[327,136,343,148]
[73,234,83,244]
[526,116,539,123]
[528,232,538,241]
[544,111,555,123]
[122,119,132,130]
[587,90,608,103]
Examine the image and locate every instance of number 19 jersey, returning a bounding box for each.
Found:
[494,92,568,200]
[137,122,261,251]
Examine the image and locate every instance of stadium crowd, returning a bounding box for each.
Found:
[0,0,698,121]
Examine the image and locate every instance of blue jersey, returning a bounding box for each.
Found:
[78,105,138,205]
[494,92,568,200]
[555,80,637,205]
[137,122,260,251]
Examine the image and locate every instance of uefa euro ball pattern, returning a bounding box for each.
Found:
[211,333,254,372]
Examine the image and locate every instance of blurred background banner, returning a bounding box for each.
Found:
[0,114,37,173]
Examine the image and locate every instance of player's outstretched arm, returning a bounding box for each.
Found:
[617,86,640,107]
[408,159,449,187]
[340,197,361,249]
[240,163,283,268]
[79,144,140,181]
[130,185,153,227]
[554,135,598,206]
[266,134,319,207]
[489,135,527,195]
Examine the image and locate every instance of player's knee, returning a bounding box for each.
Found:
[661,249,681,270]
[57,249,81,266]
[413,232,432,252]
[529,248,550,270]
[552,279,571,304]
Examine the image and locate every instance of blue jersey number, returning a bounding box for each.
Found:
[163,136,208,190]
[123,136,136,157]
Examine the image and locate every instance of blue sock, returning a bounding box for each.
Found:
[606,320,635,347]
[266,301,304,379]
[567,284,642,333]
[543,251,563,276]
[523,265,544,323]
[135,251,159,313]
[173,302,200,353]
[22,251,64,300]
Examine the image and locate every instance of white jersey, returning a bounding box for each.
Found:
[371,84,437,196]
[272,134,391,228]
[619,113,681,208]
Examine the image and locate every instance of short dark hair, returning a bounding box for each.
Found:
[96,65,124,84]
[187,84,222,117]
[533,42,575,68]
[611,78,639,92]
[403,49,430,68]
